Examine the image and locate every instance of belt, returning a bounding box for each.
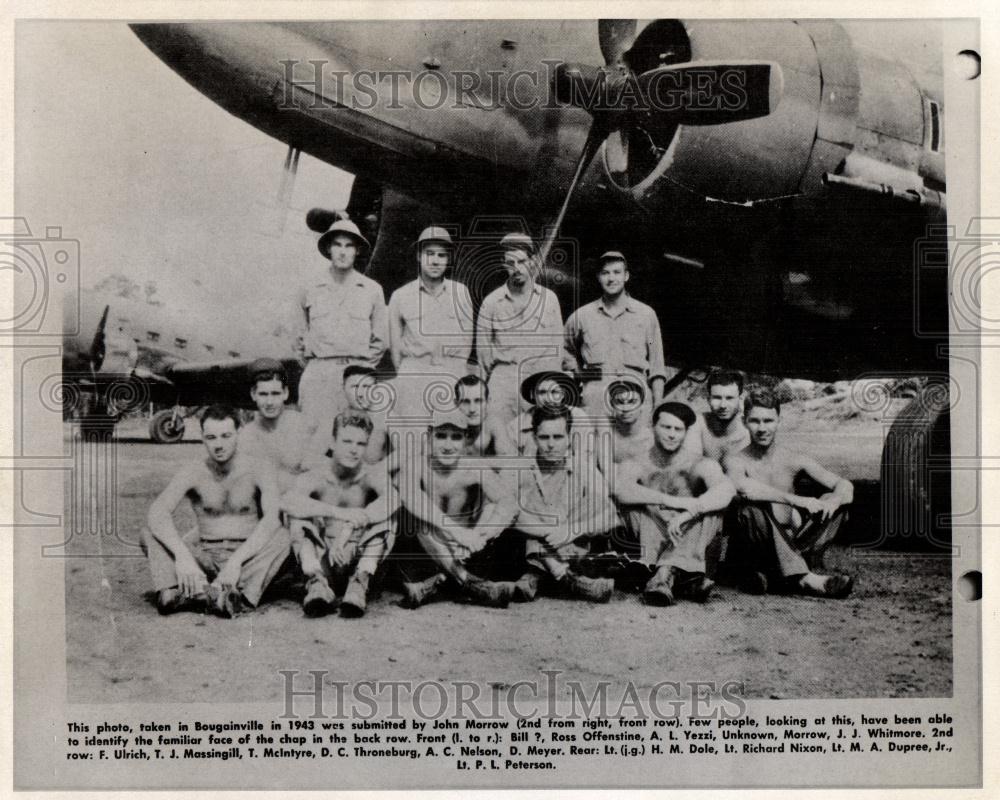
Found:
[307,355,359,364]
[578,365,648,383]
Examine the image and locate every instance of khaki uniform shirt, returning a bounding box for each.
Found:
[563,294,666,384]
[388,278,474,364]
[514,455,619,548]
[476,284,564,374]
[300,270,388,365]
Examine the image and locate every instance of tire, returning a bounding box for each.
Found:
[879,383,951,551]
[149,409,186,444]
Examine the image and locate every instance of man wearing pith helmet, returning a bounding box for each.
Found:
[387,225,475,420]
[563,250,666,423]
[476,232,565,429]
[296,218,388,433]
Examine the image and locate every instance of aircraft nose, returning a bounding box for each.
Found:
[129,23,199,68]
[129,22,282,103]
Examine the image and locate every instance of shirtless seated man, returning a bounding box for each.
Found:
[454,374,502,456]
[394,409,519,609]
[685,369,750,462]
[238,358,317,492]
[613,402,735,605]
[143,404,290,617]
[282,412,398,618]
[723,388,854,598]
[594,376,655,474]
[307,365,390,467]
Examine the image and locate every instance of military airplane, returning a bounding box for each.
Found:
[66,19,954,539]
[63,288,301,442]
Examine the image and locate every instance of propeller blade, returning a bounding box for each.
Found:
[90,304,110,372]
[538,122,607,266]
[635,61,782,126]
[598,19,638,67]
[553,60,781,125]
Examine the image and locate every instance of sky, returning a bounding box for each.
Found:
[15,21,353,346]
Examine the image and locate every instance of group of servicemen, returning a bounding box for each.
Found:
[143,219,856,621]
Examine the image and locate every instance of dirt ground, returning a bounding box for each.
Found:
[64,412,952,704]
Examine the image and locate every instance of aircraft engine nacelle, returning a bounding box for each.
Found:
[599,19,824,211]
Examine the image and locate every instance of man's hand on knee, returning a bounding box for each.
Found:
[176,552,208,597]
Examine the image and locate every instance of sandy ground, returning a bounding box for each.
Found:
[63,412,952,704]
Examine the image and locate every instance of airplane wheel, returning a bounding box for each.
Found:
[878,382,951,550]
[149,410,186,444]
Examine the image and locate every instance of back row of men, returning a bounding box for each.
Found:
[143,222,856,620]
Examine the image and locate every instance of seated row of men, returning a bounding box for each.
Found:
[143,362,855,619]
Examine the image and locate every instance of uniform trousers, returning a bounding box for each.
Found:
[141,526,291,607]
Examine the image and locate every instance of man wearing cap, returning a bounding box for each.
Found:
[495,369,593,459]
[282,411,399,618]
[509,407,620,603]
[297,219,388,432]
[238,359,318,493]
[723,388,854,599]
[387,226,475,420]
[394,408,519,608]
[563,251,666,422]
[594,376,656,474]
[685,369,751,463]
[613,402,735,605]
[477,232,564,430]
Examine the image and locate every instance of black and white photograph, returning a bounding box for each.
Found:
[7,9,987,792]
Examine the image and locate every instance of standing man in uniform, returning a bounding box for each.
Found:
[477,233,564,430]
[282,412,398,618]
[238,358,317,492]
[563,251,666,422]
[387,226,475,420]
[723,388,854,598]
[297,219,388,432]
[685,369,751,462]
[613,402,735,605]
[143,405,290,617]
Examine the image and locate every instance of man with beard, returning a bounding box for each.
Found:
[394,409,519,608]
[477,233,564,429]
[613,402,735,605]
[144,405,290,617]
[723,388,854,598]
[387,226,475,420]
[282,412,398,618]
[563,252,666,422]
[685,369,750,462]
